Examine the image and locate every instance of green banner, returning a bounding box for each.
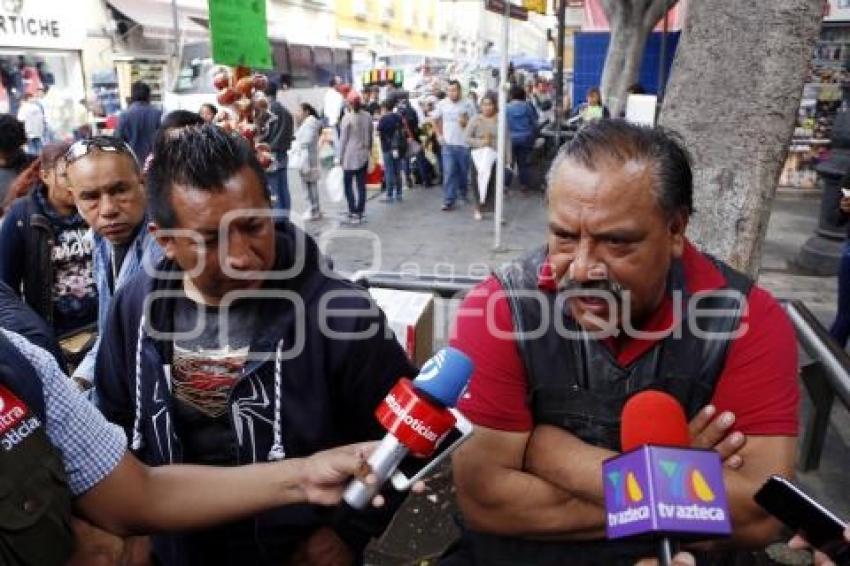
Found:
[208,0,272,69]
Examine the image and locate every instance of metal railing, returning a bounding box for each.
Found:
[784,299,850,471]
[352,271,485,299]
[353,274,850,472]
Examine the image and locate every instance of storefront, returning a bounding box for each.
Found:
[781,1,850,188]
[0,0,88,137]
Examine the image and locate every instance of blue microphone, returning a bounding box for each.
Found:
[414,346,474,406]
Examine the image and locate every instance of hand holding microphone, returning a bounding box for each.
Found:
[342,347,474,510]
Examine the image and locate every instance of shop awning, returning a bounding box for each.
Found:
[107,0,209,41]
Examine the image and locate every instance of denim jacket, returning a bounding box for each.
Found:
[73,223,162,383]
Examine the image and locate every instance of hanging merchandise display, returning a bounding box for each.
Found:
[362,68,404,88]
[210,66,274,169]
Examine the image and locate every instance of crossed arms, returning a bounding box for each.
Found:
[453,408,795,545]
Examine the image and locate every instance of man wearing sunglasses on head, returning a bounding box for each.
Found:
[62,137,162,391]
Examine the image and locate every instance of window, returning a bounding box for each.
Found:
[288,44,314,88]
[314,47,334,86]
[272,42,290,75]
[403,2,415,30]
[380,0,394,23]
[333,49,353,83]
[173,42,215,94]
[353,0,368,18]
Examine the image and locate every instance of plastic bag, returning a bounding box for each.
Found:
[287,147,306,170]
[319,142,336,169]
[326,166,344,203]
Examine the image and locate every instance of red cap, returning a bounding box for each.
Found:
[620,390,690,452]
[346,90,362,105]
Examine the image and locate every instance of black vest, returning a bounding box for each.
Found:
[465,246,752,565]
[0,331,75,566]
[20,195,55,326]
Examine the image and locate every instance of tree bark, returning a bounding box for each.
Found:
[609,24,651,114]
[599,2,628,107]
[659,0,823,276]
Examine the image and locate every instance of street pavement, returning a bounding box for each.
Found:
[287,173,547,278]
[285,177,847,564]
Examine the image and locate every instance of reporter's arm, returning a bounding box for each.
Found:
[452,425,605,538]
[76,453,308,535]
[76,444,372,536]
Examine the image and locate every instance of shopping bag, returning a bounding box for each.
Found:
[287,147,306,170]
[319,143,336,169]
[326,166,345,203]
[471,146,497,204]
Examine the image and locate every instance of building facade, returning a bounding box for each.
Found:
[334,0,440,63]
[435,0,553,61]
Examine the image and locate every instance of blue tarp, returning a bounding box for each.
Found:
[573,31,680,106]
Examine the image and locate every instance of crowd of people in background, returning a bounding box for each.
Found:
[0,70,637,394]
[0,70,621,394]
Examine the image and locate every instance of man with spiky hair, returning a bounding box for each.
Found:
[95,125,415,565]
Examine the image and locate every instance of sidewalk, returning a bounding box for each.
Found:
[287,174,547,277]
[758,190,850,540]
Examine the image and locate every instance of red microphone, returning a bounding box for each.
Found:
[342,347,473,509]
[620,390,690,452]
[604,390,731,566]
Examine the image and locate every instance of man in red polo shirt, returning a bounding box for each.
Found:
[448,120,798,565]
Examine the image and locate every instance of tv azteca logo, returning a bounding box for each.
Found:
[607,469,651,526]
[606,460,726,527]
[656,459,727,522]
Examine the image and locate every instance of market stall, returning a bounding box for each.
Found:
[781,24,850,188]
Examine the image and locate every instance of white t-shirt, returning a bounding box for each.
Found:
[17,100,45,139]
[323,88,344,127]
[434,98,476,147]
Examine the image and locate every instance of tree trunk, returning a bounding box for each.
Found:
[659,0,822,276]
[609,25,651,116]
[599,0,675,117]
[599,15,628,108]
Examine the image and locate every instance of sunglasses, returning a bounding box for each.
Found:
[63,136,138,167]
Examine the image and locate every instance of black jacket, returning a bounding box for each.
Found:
[262,100,294,154]
[0,185,96,338]
[0,281,64,369]
[0,151,33,209]
[95,221,416,565]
